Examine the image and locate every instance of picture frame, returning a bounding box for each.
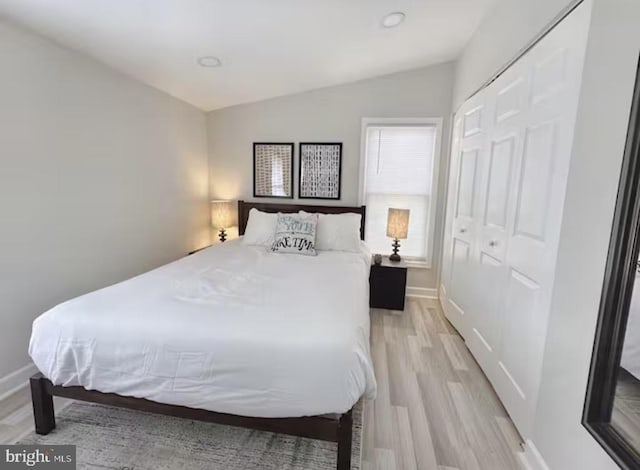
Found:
[253,143,294,199]
[298,142,342,200]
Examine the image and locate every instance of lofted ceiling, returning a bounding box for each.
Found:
[0,0,495,111]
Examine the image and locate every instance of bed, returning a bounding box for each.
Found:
[29,200,375,470]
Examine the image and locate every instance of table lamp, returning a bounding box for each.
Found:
[211,200,235,242]
[387,208,410,262]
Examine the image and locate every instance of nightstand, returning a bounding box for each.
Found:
[369,256,407,311]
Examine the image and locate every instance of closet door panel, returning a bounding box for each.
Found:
[472,134,516,354]
[441,115,467,335]
[496,3,590,436]
[450,147,479,314]
[455,149,479,220]
[495,77,526,123]
[500,268,541,401]
[462,105,484,138]
[479,133,518,254]
[442,97,486,337]
[439,115,462,314]
[466,61,524,381]
[513,121,557,242]
[484,136,515,230]
[450,237,472,315]
[473,252,503,350]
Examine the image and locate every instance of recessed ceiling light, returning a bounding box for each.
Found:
[197,56,222,68]
[381,12,405,29]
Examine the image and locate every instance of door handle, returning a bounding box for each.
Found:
[489,240,498,247]
[460,228,467,234]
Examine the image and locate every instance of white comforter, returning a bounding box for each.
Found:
[622,274,640,379]
[29,239,376,417]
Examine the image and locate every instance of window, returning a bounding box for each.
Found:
[360,119,441,266]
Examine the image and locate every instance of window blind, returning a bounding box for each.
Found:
[363,125,436,261]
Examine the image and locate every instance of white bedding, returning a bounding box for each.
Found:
[29,239,376,417]
[622,273,640,379]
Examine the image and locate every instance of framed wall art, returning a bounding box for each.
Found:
[253,143,294,198]
[298,142,342,200]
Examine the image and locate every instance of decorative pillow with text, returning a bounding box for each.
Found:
[270,213,318,256]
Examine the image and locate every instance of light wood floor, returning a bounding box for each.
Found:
[0,388,70,444]
[0,298,523,469]
[362,298,523,469]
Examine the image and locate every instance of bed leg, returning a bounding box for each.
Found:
[30,373,55,435]
[336,408,353,470]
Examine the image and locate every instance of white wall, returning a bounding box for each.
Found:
[531,0,640,468]
[453,0,577,109]
[207,63,454,289]
[0,20,210,381]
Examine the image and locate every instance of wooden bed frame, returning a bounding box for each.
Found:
[238,200,366,240]
[31,200,367,470]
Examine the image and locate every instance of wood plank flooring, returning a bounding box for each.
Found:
[0,388,70,445]
[362,298,523,469]
[0,298,523,469]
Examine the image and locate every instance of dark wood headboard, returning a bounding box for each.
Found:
[238,200,366,240]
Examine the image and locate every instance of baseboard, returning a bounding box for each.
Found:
[406,286,438,299]
[519,439,550,470]
[0,363,37,401]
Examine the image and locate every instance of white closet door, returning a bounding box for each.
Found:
[493,3,590,435]
[465,61,523,383]
[439,115,461,332]
[440,2,590,438]
[441,94,486,340]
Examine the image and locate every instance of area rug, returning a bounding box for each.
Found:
[19,401,362,469]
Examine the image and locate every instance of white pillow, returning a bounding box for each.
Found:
[300,211,362,252]
[270,213,318,256]
[242,208,278,246]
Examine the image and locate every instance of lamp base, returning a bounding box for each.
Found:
[218,228,227,243]
[389,238,401,262]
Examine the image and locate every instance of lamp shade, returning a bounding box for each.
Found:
[386,208,410,239]
[211,200,236,229]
